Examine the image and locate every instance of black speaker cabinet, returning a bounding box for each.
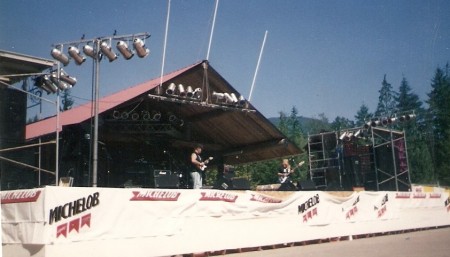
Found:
[297,180,316,191]
[231,178,251,190]
[278,182,297,191]
[154,174,179,189]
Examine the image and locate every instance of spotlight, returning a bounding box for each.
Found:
[212,91,225,101]
[113,111,121,119]
[121,112,129,119]
[388,117,397,124]
[363,122,371,129]
[131,112,140,120]
[116,41,134,60]
[186,86,194,98]
[223,93,234,103]
[68,46,86,65]
[51,48,70,66]
[178,84,186,97]
[381,118,389,126]
[39,75,58,94]
[166,83,176,95]
[100,41,118,62]
[230,93,239,103]
[151,111,161,121]
[354,130,361,138]
[83,45,97,59]
[339,132,347,140]
[59,69,77,86]
[133,38,149,58]
[49,73,69,90]
[370,120,380,127]
[192,88,202,99]
[142,111,151,120]
[238,95,246,106]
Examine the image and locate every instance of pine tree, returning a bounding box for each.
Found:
[60,89,74,112]
[375,75,398,118]
[354,103,373,127]
[394,77,433,184]
[426,65,450,185]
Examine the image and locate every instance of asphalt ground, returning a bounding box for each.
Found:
[222,227,450,257]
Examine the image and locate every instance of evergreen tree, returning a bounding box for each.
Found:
[375,75,397,118]
[354,103,373,127]
[427,65,450,185]
[394,76,434,184]
[331,116,354,131]
[60,89,74,112]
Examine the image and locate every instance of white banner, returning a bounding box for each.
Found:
[2,187,450,257]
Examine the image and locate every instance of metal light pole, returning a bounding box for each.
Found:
[51,32,150,187]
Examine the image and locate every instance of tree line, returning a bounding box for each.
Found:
[233,64,450,189]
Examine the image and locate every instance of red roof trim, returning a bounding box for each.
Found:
[26,62,201,140]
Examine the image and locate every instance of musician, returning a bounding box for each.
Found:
[190,144,205,189]
[277,159,293,183]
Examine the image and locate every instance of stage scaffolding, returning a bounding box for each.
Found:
[307,127,411,191]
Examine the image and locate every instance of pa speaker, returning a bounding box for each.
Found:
[154,174,179,189]
[231,178,251,190]
[297,180,316,191]
[278,182,297,191]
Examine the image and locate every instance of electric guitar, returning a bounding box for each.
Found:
[199,157,214,171]
[278,161,305,183]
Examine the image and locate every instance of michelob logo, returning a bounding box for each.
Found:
[49,192,100,225]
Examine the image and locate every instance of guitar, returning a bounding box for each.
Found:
[278,161,305,183]
[199,157,214,171]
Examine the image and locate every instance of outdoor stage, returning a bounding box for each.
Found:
[2,186,450,257]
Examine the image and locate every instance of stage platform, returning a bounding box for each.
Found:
[2,185,450,257]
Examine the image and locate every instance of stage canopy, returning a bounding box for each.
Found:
[26,60,301,165]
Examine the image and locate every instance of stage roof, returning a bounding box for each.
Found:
[0,50,55,84]
[26,61,302,165]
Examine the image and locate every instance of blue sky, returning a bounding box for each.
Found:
[1,0,449,120]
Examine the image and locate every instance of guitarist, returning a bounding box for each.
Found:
[277,159,293,184]
[277,159,305,184]
[190,144,208,189]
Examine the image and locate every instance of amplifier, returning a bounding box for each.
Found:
[154,170,171,177]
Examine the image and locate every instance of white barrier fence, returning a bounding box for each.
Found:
[2,186,450,257]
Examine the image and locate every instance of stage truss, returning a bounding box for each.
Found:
[307,126,411,191]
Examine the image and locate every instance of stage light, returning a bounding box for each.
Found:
[401,114,416,121]
[186,86,194,98]
[151,111,161,121]
[230,93,239,103]
[113,111,121,119]
[142,111,150,120]
[83,44,97,59]
[116,41,134,60]
[238,95,246,106]
[371,120,380,127]
[121,112,129,119]
[178,84,186,97]
[166,83,176,95]
[339,132,347,140]
[68,46,86,65]
[133,38,149,58]
[39,75,58,94]
[381,118,389,126]
[192,88,202,99]
[51,48,70,66]
[354,130,361,138]
[131,112,140,120]
[100,41,118,62]
[223,93,234,103]
[212,91,225,101]
[49,73,69,91]
[59,69,77,86]
[388,117,397,124]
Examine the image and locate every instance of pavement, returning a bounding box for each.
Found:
[222,227,450,257]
